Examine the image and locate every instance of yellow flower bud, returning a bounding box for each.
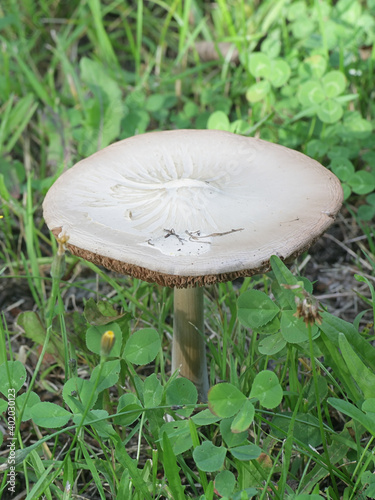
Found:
[100,330,115,356]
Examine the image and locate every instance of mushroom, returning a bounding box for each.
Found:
[43,130,343,401]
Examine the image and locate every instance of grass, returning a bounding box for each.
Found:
[1,0,375,498]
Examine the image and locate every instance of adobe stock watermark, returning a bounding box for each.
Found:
[6,388,17,494]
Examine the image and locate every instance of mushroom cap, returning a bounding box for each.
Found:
[43,130,343,287]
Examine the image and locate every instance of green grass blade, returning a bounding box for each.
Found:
[87,0,118,66]
[114,436,152,500]
[162,432,186,500]
[79,441,107,500]
[13,53,54,107]
[5,97,38,153]
[25,452,54,500]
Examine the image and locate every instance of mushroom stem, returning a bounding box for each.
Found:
[172,286,209,402]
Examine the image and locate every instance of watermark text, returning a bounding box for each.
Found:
[7,388,17,494]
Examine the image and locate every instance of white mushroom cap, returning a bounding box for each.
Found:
[43,130,343,287]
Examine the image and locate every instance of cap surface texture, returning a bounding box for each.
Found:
[43,130,343,287]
